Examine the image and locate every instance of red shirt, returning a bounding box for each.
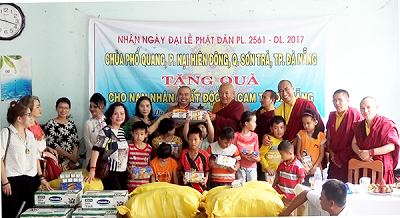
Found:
[275,156,305,200]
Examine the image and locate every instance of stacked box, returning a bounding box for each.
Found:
[60,171,84,191]
[35,189,82,208]
[172,108,207,124]
[21,208,73,218]
[82,190,128,210]
[72,208,120,218]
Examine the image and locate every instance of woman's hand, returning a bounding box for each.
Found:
[2,182,11,196]
[162,112,173,119]
[309,166,317,175]
[85,169,96,183]
[40,179,53,191]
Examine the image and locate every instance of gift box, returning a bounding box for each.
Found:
[82,190,128,210]
[185,171,204,183]
[216,155,236,168]
[132,166,153,179]
[35,189,82,208]
[21,208,73,218]
[60,171,84,191]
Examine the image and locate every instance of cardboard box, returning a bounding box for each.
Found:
[82,190,128,210]
[35,189,82,207]
[60,171,84,191]
[21,208,73,218]
[72,208,120,218]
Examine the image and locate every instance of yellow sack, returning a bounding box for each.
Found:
[83,177,104,193]
[202,181,284,217]
[118,182,201,218]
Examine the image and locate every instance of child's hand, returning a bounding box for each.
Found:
[183,175,188,185]
[201,176,208,186]
[185,114,191,123]
[227,166,237,173]
[247,154,259,162]
[203,112,211,121]
[265,167,275,176]
[309,166,318,175]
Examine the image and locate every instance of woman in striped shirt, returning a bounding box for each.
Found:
[85,102,129,190]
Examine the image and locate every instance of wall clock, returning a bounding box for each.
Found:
[0,3,25,40]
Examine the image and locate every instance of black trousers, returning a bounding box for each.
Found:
[101,171,128,190]
[2,175,35,218]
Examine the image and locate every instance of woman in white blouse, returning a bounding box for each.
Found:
[83,93,106,169]
[1,100,51,218]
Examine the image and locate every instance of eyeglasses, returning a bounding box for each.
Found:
[23,113,32,117]
[57,107,70,110]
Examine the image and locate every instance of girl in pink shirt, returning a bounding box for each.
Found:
[233,111,260,181]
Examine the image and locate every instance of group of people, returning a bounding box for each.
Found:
[1,79,399,217]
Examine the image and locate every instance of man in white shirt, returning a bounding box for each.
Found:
[279,179,352,216]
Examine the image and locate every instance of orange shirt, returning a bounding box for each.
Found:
[297,130,326,166]
[150,157,178,183]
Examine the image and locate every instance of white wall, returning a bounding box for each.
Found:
[0,0,398,139]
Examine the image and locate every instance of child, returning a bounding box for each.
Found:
[207,127,241,188]
[183,112,214,151]
[150,142,178,184]
[127,121,153,192]
[259,116,286,184]
[273,140,306,214]
[178,127,209,193]
[152,118,183,160]
[296,109,326,177]
[232,111,260,182]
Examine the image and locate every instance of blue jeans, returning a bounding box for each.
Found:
[236,166,257,181]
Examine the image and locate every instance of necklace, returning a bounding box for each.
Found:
[24,141,30,154]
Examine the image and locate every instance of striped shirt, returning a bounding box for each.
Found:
[127,142,152,192]
[93,126,128,172]
[276,156,305,200]
[207,142,241,183]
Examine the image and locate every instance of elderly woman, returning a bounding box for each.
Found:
[83,93,107,169]
[1,100,51,218]
[44,97,79,171]
[85,102,130,190]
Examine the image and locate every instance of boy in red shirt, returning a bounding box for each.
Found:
[273,140,305,215]
[178,127,209,193]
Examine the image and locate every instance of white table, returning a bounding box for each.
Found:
[294,183,400,216]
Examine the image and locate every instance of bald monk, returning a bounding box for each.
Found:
[208,83,244,142]
[351,96,399,184]
[166,86,195,150]
[326,89,363,182]
[273,80,324,143]
[166,86,195,113]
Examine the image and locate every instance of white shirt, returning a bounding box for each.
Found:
[307,190,352,216]
[83,115,106,168]
[1,125,39,177]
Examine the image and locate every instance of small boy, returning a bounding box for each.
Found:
[207,127,241,188]
[178,127,209,193]
[127,121,153,193]
[152,118,183,160]
[273,140,306,215]
[150,142,178,184]
[260,116,286,184]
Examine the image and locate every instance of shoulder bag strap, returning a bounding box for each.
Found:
[102,127,119,158]
[3,127,11,166]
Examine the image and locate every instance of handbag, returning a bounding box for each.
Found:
[86,127,118,179]
[41,148,63,181]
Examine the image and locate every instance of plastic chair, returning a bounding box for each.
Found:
[348,158,383,184]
